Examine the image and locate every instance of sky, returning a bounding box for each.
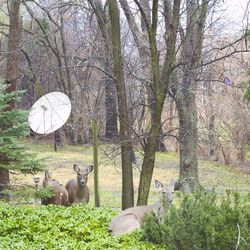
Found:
[223,0,249,33]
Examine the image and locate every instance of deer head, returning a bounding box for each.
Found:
[155,179,175,205]
[45,170,55,180]
[73,164,93,185]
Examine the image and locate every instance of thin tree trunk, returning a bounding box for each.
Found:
[136,0,181,205]
[108,0,134,209]
[59,1,76,144]
[137,98,164,205]
[104,51,118,140]
[92,119,100,207]
[87,0,118,141]
[54,130,62,152]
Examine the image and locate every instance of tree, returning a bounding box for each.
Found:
[108,0,134,209]
[119,0,166,152]
[135,0,181,205]
[174,0,208,192]
[0,82,43,195]
[0,0,22,189]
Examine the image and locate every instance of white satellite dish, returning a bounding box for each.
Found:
[28,92,71,135]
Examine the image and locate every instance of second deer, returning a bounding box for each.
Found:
[42,170,68,206]
[108,180,175,236]
[65,164,93,205]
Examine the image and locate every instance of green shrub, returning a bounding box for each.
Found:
[0,82,43,174]
[142,190,250,250]
[1,185,54,205]
[0,203,162,249]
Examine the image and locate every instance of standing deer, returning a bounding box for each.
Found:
[108,180,175,236]
[65,164,93,205]
[42,170,68,206]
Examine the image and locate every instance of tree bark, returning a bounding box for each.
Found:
[88,0,119,141]
[176,78,200,192]
[59,1,76,144]
[137,0,181,205]
[104,51,118,140]
[0,0,22,188]
[137,97,165,204]
[92,119,100,207]
[108,0,134,209]
[175,0,208,192]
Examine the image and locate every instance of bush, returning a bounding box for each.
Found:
[142,190,250,250]
[0,203,162,249]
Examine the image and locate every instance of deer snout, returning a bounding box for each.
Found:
[80,179,86,185]
[167,196,173,203]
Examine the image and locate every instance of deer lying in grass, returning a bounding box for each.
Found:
[108,180,175,236]
[41,170,68,206]
[65,164,93,205]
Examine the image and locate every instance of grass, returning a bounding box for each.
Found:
[10,141,250,208]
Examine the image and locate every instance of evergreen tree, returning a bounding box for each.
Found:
[0,82,43,183]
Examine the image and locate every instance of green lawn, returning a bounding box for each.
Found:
[2,141,249,249]
[12,141,249,207]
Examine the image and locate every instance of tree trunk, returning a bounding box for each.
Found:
[175,0,208,192]
[156,128,167,152]
[108,0,134,209]
[0,0,22,188]
[104,53,118,140]
[92,119,100,207]
[137,98,164,205]
[176,84,200,193]
[59,2,76,144]
[64,118,76,144]
[87,0,118,141]
[208,114,217,160]
[54,129,62,152]
[135,0,181,205]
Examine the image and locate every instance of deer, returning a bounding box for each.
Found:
[41,170,68,206]
[108,180,176,236]
[65,164,93,205]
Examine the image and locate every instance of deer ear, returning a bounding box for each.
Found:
[45,170,51,178]
[73,164,80,172]
[155,180,163,190]
[87,165,93,174]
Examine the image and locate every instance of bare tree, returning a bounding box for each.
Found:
[133,0,181,205]
[108,0,134,209]
[173,0,209,192]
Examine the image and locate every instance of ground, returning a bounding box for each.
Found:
[10,141,250,207]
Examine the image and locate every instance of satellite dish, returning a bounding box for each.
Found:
[28,92,71,135]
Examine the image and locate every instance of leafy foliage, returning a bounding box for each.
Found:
[2,186,54,204]
[0,204,162,249]
[0,82,43,173]
[142,190,250,250]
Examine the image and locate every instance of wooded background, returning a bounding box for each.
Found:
[0,0,249,209]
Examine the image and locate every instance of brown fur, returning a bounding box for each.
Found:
[42,170,68,206]
[65,164,93,205]
[108,180,175,236]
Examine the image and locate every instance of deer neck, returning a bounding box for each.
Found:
[76,181,87,197]
[149,199,165,216]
